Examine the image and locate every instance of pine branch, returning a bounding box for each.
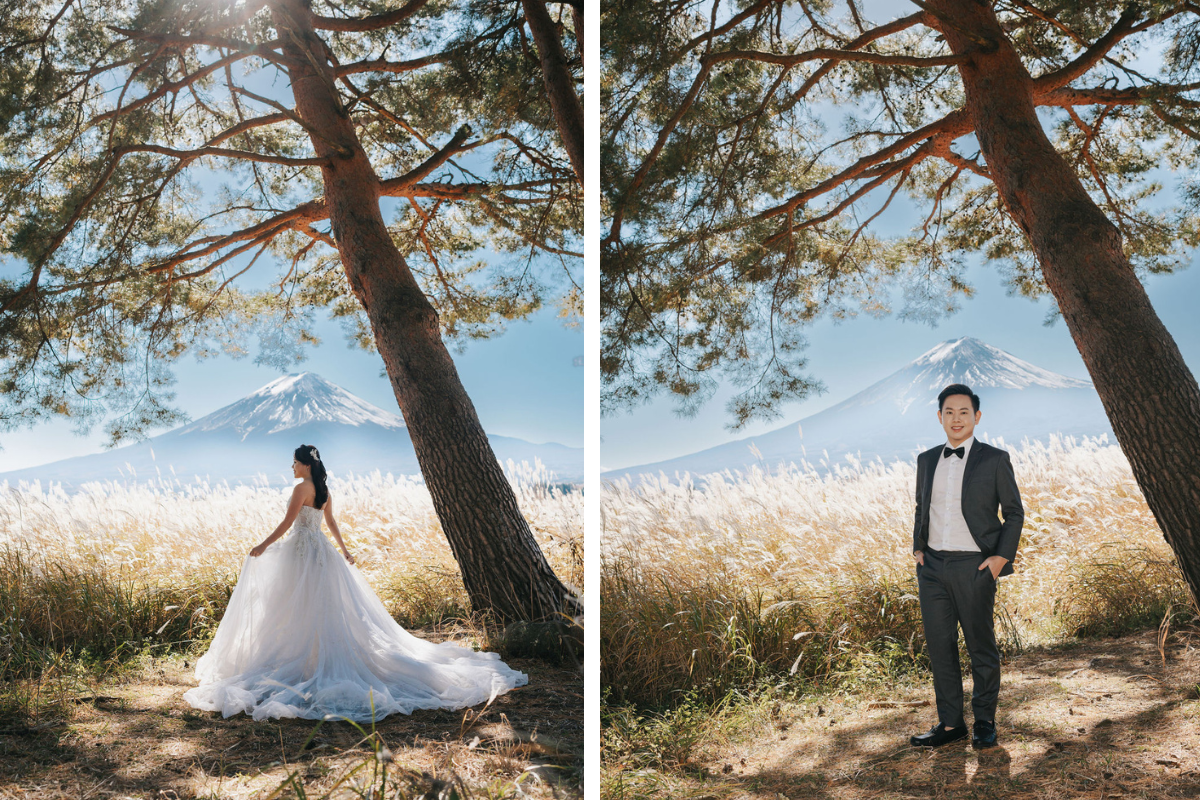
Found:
[700,46,964,69]
[70,178,561,287]
[312,0,431,32]
[0,156,124,313]
[205,113,292,148]
[106,27,287,60]
[336,52,451,75]
[145,200,328,275]
[91,49,283,125]
[1031,5,1141,92]
[760,145,929,247]
[754,108,972,223]
[606,9,939,248]
[388,126,474,188]
[112,144,328,168]
[603,63,712,247]
[1041,82,1200,107]
[384,179,559,200]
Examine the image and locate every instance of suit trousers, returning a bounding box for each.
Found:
[917,546,1001,729]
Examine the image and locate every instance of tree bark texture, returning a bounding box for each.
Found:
[521,0,585,186]
[268,0,575,624]
[931,0,1200,608]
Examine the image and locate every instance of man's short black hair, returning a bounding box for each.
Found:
[938,383,980,412]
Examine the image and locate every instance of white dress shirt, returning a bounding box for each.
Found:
[928,435,979,552]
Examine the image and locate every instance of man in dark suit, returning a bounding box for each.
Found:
[909,383,1023,750]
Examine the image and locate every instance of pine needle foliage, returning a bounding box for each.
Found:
[602,0,1200,427]
[0,0,581,443]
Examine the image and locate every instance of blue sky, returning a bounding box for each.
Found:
[602,258,1200,470]
[2,306,583,471]
[0,51,584,472]
[601,4,1200,471]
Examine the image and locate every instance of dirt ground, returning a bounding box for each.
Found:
[0,634,582,799]
[604,625,1200,799]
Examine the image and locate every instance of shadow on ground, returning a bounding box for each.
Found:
[0,636,583,799]
[604,626,1200,799]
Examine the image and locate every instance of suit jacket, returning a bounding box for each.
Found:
[912,439,1024,577]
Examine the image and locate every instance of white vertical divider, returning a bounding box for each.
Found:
[583,0,601,794]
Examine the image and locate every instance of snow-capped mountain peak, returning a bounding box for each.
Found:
[907,337,1091,392]
[803,337,1091,416]
[175,372,405,438]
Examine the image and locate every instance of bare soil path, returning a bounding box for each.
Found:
[0,634,582,799]
[605,626,1200,799]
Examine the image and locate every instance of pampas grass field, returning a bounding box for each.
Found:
[0,458,581,691]
[601,435,1194,710]
[0,459,583,799]
[601,436,1200,800]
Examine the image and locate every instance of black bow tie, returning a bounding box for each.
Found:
[943,446,965,459]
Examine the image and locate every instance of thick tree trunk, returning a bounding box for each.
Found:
[521,0,585,186]
[268,0,576,624]
[932,1,1200,607]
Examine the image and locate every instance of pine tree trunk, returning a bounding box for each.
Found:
[521,0,585,186]
[268,0,576,624]
[932,1,1200,608]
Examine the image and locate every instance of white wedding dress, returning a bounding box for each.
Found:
[183,505,528,722]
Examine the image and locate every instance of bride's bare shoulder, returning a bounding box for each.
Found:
[291,480,318,506]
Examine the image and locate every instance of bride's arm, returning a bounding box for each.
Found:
[323,496,355,564]
[249,486,305,557]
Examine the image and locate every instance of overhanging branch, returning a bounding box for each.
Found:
[606,10,942,248]
[312,0,430,31]
[755,108,972,222]
[107,27,287,61]
[336,52,449,75]
[388,126,474,188]
[701,47,964,69]
[1031,6,1141,93]
[205,112,291,148]
[127,178,559,279]
[1040,83,1200,107]
[112,144,328,167]
[91,49,281,125]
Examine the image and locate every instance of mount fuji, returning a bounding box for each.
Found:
[603,337,1115,483]
[1,373,582,489]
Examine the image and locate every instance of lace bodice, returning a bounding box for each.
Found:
[289,505,327,560]
[293,504,323,532]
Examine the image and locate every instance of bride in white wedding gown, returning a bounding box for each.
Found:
[182,444,528,722]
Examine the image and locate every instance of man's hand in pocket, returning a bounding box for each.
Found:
[979,555,1008,579]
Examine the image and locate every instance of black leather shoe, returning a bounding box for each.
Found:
[910,722,968,747]
[973,719,997,748]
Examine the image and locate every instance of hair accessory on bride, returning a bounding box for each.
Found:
[309,446,320,462]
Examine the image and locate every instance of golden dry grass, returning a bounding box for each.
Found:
[1,459,580,624]
[604,434,1195,695]
[0,459,583,798]
[601,435,1200,799]
[601,435,1192,708]
[0,460,581,673]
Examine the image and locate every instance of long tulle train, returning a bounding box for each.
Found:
[183,506,527,721]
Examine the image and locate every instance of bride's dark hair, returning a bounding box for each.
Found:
[294,444,329,509]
